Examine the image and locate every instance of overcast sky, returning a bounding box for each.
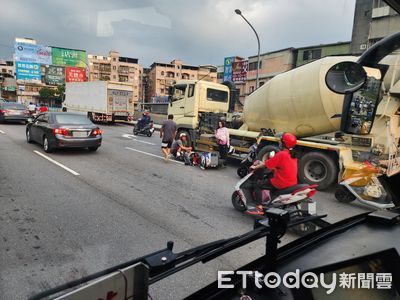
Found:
[0,0,356,67]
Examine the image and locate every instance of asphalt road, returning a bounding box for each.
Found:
[0,122,371,299]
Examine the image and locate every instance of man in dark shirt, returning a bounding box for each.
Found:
[160,114,177,161]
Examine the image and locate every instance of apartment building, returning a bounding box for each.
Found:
[351,0,400,54]
[146,59,217,102]
[88,51,143,103]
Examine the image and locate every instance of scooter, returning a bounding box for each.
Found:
[237,143,258,178]
[231,163,318,234]
[335,161,395,209]
[133,120,155,137]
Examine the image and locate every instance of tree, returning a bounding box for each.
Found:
[39,87,55,100]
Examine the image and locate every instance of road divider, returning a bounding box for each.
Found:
[125,147,184,165]
[122,134,156,145]
[33,150,80,176]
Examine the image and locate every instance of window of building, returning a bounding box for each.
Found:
[113,75,116,79]
[161,71,164,76]
[206,88,228,102]
[248,62,258,71]
[303,49,322,61]
[259,81,265,87]
[250,86,255,93]
[161,88,164,93]
[113,66,116,70]
[113,58,116,62]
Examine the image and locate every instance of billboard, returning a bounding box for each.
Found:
[45,65,65,85]
[14,42,52,65]
[65,67,87,82]
[52,47,87,67]
[15,62,41,81]
[223,57,234,82]
[232,60,248,82]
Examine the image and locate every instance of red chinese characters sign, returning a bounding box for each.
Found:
[65,67,87,82]
[232,60,248,82]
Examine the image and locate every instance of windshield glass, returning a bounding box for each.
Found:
[1,102,25,109]
[54,114,92,125]
[1,1,400,300]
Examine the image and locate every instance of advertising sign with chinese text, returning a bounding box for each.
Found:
[232,60,248,82]
[14,42,52,65]
[52,47,87,67]
[223,57,234,82]
[65,67,87,82]
[45,66,65,85]
[15,62,41,81]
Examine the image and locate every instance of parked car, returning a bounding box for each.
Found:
[26,112,102,153]
[0,102,28,123]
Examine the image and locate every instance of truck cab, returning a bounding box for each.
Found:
[168,80,230,129]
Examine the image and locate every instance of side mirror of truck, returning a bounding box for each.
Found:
[325,61,367,94]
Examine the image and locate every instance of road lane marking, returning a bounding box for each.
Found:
[33,150,80,175]
[125,147,184,165]
[0,130,5,134]
[122,134,156,145]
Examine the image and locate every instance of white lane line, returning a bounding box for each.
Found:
[33,150,80,176]
[125,147,184,165]
[0,130,5,134]
[122,134,156,145]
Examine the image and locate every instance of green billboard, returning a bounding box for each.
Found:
[52,47,87,68]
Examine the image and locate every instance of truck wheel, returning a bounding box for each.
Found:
[231,191,246,212]
[335,185,356,203]
[88,112,94,122]
[299,151,338,190]
[257,145,280,162]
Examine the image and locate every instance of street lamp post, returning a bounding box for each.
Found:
[235,9,261,90]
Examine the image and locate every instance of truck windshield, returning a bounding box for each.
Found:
[206,88,228,102]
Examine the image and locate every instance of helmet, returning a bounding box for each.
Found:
[281,133,297,149]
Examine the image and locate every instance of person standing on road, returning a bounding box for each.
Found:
[160,114,177,161]
[215,119,230,167]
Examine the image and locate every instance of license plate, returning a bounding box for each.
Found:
[308,202,317,215]
[73,131,88,137]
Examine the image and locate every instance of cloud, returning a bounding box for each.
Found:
[0,0,356,67]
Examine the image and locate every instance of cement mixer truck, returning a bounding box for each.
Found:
[167,33,400,208]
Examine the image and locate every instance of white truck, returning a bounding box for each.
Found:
[63,81,135,123]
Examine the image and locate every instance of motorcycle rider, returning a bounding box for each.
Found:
[27,102,36,116]
[247,132,298,215]
[137,110,151,131]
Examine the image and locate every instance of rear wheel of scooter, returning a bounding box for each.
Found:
[335,185,356,203]
[231,191,246,212]
[237,166,248,178]
[133,129,138,135]
[147,131,153,137]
